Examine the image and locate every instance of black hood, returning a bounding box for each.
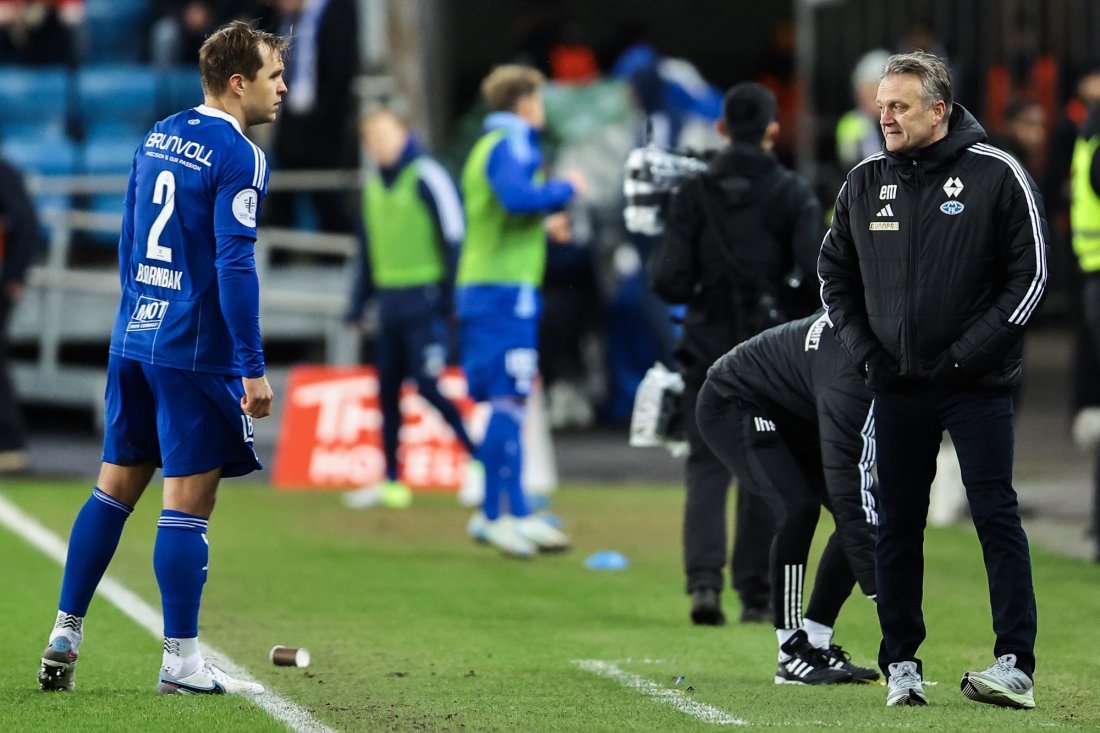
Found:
[703,144,779,205]
[885,103,987,170]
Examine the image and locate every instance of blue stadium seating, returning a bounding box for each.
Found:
[162,66,205,116]
[0,66,71,142]
[84,0,148,63]
[76,65,159,140]
[0,137,78,221]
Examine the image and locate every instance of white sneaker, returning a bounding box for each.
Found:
[158,660,265,695]
[960,654,1035,709]
[457,459,485,507]
[514,515,571,552]
[482,516,536,558]
[886,661,928,706]
[467,510,490,543]
[341,485,382,509]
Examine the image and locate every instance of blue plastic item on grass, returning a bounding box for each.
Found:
[584,551,630,570]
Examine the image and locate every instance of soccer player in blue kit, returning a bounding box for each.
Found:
[38,21,287,695]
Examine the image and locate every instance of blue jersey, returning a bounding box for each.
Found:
[109,104,268,377]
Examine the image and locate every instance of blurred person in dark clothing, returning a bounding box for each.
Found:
[650,82,824,626]
[990,98,1046,175]
[0,0,82,66]
[151,1,266,66]
[0,157,43,472]
[268,0,358,232]
[1068,84,1100,563]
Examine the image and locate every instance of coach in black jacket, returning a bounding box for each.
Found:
[698,312,878,685]
[651,82,823,625]
[818,52,1045,709]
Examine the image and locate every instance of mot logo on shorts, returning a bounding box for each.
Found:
[126,296,170,332]
[505,348,538,392]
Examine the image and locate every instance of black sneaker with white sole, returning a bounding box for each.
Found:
[774,629,852,685]
[821,643,880,683]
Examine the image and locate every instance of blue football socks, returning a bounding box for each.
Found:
[153,510,210,639]
[479,400,528,521]
[57,487,133,617]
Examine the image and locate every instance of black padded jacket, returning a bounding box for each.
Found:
[818,105,1049,388]
[705,313,877,598]
[650,143,823,387]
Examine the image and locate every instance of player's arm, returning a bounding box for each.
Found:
[213,144,273,418]
[345,217,375,326]
[942,165,1048,378]
[416,158,465,316]
[817,180,881,365]
[485,133,575,214]
[116,152,139,288]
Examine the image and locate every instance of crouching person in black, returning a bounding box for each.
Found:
[696,312,879,685]
[650,82,824,625]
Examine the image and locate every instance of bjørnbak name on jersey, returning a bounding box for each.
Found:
[144,132,214,169]
[136,263,183,290]
[126,295,169,332]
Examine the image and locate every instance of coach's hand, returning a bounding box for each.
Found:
[241,375,274,418]
[862,349,903,392]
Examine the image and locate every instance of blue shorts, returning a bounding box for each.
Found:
[460,314,539,401]
[102,355,262,478]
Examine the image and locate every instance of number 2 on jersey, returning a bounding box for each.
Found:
[146,170,175,263]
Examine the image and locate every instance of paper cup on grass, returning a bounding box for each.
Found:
[270,645,311,667]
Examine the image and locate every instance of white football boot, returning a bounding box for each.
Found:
[514,514,571,552]
[158,660,265,695]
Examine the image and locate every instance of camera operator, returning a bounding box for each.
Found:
[649,82,824,625]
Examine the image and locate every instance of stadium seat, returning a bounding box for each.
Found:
[0,137,78,223]
[76,65,159,139]
[161,66,205,117]
[0,66,72,140]
[81,138,136,243]
[84,0,148,63]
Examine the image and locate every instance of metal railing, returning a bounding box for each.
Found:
[11,171,364,418]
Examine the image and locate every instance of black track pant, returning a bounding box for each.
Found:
[695,381,856,629]
[682,382,773,609]
[874,386,1036,678]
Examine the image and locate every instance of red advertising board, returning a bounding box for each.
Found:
[271,365,476,491]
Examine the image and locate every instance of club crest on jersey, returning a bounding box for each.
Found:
[126,296,169,332]
[940,200,965,215]
[232,189,258,226]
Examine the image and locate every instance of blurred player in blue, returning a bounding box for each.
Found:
[458,64,585,557]
[342,105,479,509]
[38,21,286,696]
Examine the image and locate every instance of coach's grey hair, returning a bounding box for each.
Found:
[882,51,953,118]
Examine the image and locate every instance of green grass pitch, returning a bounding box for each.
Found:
[1,480,1098,731]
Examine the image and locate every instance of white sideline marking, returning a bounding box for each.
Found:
[574,659,747,726]
[0,493,337,733]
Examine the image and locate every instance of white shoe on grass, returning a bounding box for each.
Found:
[342,485,382,509]
[480,515,536,558]
[514,515,570,552]
[457,459,485,507]
[158,660,264,695]
[960,654,1035,709]
[886,661,928,706]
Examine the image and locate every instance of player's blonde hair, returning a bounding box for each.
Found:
[481,64,545,113]
[199,20,289,97]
